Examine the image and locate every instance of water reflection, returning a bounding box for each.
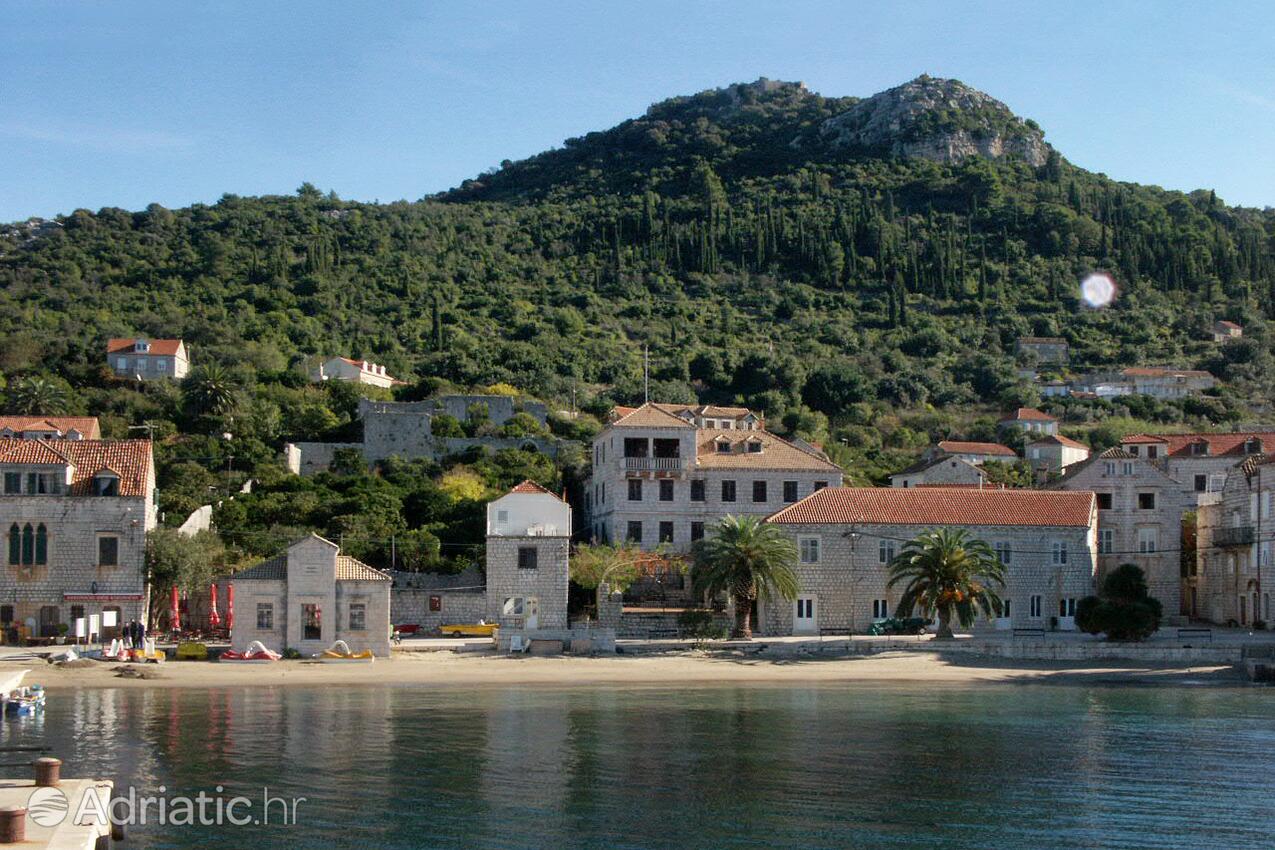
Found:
[4,684,1272,850]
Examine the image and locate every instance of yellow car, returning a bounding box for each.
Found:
[440,623,498,638]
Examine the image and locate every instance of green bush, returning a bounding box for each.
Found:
[1075,563,1162,641]
[677,608,727,641]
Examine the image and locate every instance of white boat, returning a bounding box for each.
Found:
[1,671,44,717]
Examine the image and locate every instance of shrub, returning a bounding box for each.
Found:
[1075,563,1162,641]
[677,608,727,642]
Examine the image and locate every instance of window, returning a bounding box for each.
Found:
[752,481,767,503]
[796,598,814,619]
[1122,462,1134,476]
[115,356,127,370]
[301,603,321,641]
[69,604,84,623]
[1137,527,1158,554]
[2,473,18,494]
[1138,492,1156,510]
[783,481,798,503]
[94,474,119,497]
[1059,597,1077,617]
[813,481,828,491]
[97,535,119,567]
[878,540,895,565]
[429,595,441,612]
[348,603,366,631]
[1002,599,1012,618]
[715,440,731,454]
[1029,595,1042,618]
[626,521,642,543]
[157,359,167,372]
[1147,446,1159,459]
[10,523,48,567]
[721,480,736,502]
[994,542,1013,565]
[628,479,643,502]
[690,480,706,502]
[747,441,762,454]
[517,546,538,569]
[1209,474,1226,492]
[690,522,705,542]
[659,480,674,502]
[623,438,648,458]
[497,509,508,523]
[1099,528,1114,554]
[502,597,524,617]
[1051,542,1068,565]
[1104,462,1116,476]
[1096,493,1113,510]
[872,599,891,619]
[799,537,820,564]
[257,603,274,630]
[7,524,18,566]
[658,522,674,544]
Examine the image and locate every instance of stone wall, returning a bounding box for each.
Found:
[484,534,569,630]
[285,442,360,475]
[391,588,485,633]
[764,521,1096,636]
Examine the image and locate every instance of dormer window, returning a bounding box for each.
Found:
[134,340,150,353]
[94,472,120,497]
[747,438,763,454]
[1244,438,1262,455]
[715,438,732,454]
[1190,442,1209,456]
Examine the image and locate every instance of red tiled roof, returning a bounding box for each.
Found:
[0,439,152,496]
[1001,407,1057,422]
[694,429,842,472]
[507,479,566,500]
[937,440,1017,457]
[0,416,101,439]
[1029,434,1089,450]
[768,487,1093,528]
[1120,431,1275,458]
[1215,321,1242,331]
[106,338,183,356]
[610,403,697,429]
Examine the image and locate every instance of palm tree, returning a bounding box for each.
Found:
[887,528,1005,640]
[181,364,237,417]
[691,514,799,639]
[6,376,68,415]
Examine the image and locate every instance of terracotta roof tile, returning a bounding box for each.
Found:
[234,553,390,582]
[768,487,1094,528]
[508,479,566,500]
[694,429,842,472]
[1120,431,1275,458]
[336,555,391,581]
[610,403,697,429]
[937,440,1017,457]
[1001,407,1057,422]
[1028,434,1089,450]
[0,416,100,439]
[106,338,184,356]
[0,439,152,496]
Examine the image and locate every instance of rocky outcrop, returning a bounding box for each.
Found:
[819,75,1049,167]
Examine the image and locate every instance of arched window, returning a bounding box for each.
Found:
[7,524,18,566]
[34,524,47,565]
[21,524,33,566]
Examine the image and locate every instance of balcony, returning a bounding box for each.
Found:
[624,457,684,473]
[1215,526,1255,547]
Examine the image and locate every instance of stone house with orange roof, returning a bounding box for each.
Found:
[0,439,157,640]
[1026,434,1090,474]
[0,416,101,441]
[764,487,1097,636]
[106,338,189,380]
[998,407,1059,436]
[584,402,843,552]
[310,356,404,389]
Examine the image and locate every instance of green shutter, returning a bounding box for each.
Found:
[7,525,18,565]
[34,525,47,565]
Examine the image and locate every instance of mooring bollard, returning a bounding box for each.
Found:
[0,806,26,844]
[33,757,61,787]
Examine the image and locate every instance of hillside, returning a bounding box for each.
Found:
[1,74,1273,565]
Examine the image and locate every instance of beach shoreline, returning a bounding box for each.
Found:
[9,649,1245,691]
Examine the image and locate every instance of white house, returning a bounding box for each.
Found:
[998,407,1059,436]
[890,455,989,488]
[932,440,1018,465]
[311,357,403,389]
[106,338,189,380]
[485,481,571,632]
[1212,321,1243,343]
[1026,434,1090,474]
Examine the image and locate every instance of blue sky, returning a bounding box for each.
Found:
[3,1,1274,221]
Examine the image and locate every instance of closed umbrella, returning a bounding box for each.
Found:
[209,582,221,628]
[170,585,181,633]
[226,584,235,632]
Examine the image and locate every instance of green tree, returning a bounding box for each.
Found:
[1075,563,1162,641]
[182,364,238,418]
[887,528,1005,639]
[145,528,226,628]
[6,376,68,415]
[570,541,651,615]
[691,515,799,639]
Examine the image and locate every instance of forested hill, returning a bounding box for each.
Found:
[2,74,1274,492]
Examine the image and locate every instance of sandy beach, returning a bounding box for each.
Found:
[8,649,1243,691]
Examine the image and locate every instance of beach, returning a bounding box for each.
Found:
[11,649,1243,691]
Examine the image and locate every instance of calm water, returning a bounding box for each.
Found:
[4,682,1273,849]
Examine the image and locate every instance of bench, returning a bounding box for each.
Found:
[1178,627,1212,643]
[1012,627,1046,638]
[645,628,679,639]
[819,626,851,637]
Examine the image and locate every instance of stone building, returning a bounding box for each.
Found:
[485,481,571,631]
[764,487,1097,636]
[890,455,989,488]
[106,338,189,380]
[931,440,1018,465]
[310,357,404,389]
[1120,431,1275,496]
[0,439,156,640]
[1016,336,1069,366]
[1195,455,1273,627]
[1052,448,1187,618]
[1026,434,1090,475]
[585,403,843,552]
[388,567,486,633]
[1212,320,1243,343]
[230,534,393,656]
[998,407,1059,436]
[1076,367,1216,399]
[0,416,100,440]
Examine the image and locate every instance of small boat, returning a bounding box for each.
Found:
[218,641,282,663]
[4,684,45,716]
[317,640,374,663]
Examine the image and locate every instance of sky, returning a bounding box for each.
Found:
[3,1,1275,221]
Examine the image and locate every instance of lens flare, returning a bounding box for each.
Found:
[1080,273,1117,308]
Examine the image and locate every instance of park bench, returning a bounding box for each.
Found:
[1177,627,1212,643]
[819,626,851,637]
[1011,627,1046,638]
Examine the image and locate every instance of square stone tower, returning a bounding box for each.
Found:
[485,481,571,631]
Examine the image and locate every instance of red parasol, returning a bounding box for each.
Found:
[209,582,221,628]
[226,584,235,632]
[170,585,181,632]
